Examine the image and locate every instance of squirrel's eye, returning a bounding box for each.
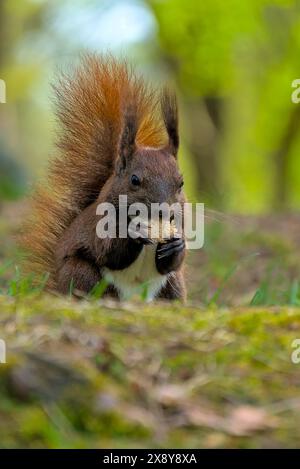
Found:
[131,175,141,186]
[179,180,184,189]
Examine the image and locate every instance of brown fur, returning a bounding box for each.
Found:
[22,54,186,300]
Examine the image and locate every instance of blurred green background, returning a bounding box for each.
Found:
[2,2,300,450]
[1,0,300,212]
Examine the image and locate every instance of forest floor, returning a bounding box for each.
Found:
[0,201,300,448]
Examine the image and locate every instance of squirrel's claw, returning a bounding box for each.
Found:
[155,237,185,275]
[157,237,183,257]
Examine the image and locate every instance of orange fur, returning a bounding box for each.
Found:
[22,54,167,286]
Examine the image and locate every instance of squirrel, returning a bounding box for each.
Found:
[22,54,186,301]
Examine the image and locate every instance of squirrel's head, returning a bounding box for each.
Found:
[110,89,185,211]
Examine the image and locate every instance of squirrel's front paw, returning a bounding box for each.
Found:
[155,237,185,275]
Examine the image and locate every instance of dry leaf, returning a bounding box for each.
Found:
[225,405,277,436]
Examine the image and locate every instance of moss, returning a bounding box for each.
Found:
[0,295,299,447]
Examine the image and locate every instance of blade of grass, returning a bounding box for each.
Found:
[89,278,109,299]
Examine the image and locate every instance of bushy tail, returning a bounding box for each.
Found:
[21,54,167,285]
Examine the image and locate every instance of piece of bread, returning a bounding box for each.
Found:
[147,218,179,243]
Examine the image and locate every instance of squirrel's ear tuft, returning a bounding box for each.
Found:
[161,88,179,158]
[118,101,138,169]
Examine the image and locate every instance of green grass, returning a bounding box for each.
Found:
[1,206,300,447]
[0,294,300,448]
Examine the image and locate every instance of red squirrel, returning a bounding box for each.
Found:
[23,55,186,301]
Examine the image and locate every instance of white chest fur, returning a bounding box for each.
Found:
[102,244,167,301]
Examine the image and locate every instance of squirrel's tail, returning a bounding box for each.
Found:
[21,54,167,286]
